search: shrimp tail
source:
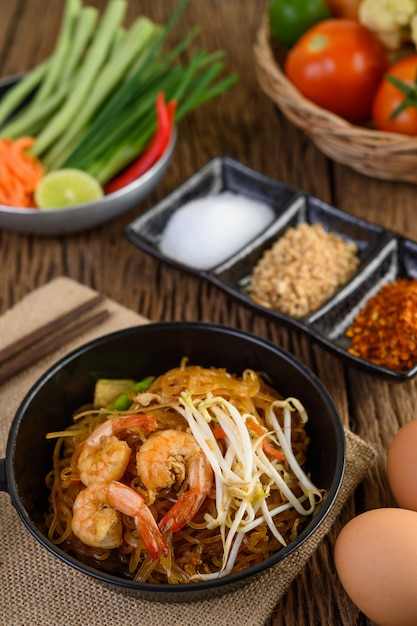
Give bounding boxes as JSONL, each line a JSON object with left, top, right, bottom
{"left": 107, "top": 480, "right": 167, "bottom": 560}
{"left": 159, "top": 489, "right": 207, "bottom": 533}
{"left": 136, "top": 513, "right": 169, "bottom": 559}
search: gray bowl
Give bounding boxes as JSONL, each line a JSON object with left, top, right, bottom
{"left": 0, "top": 75, "right": 176, "bottom": 235}
{"left": 0, "top": 322, "right": 346, "bottom": 602}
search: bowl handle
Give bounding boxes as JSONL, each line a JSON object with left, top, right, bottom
{"left": 0, "top": 458, "right": 8, "bottom": 492}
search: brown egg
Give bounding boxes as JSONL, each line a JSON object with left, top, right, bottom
{"left": 334, "top": 508, "right": 417, "bottom": 626}
{"left": 387, "top": 418, "right": 417, "bottom": 511}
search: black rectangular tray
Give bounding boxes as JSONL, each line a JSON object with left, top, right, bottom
{"left": 126, "top": 157, "right": 417, "bottom": 381}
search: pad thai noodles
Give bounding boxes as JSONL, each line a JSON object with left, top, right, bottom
{"left": 45, "top": 359, "right": 325, "bottom": 584}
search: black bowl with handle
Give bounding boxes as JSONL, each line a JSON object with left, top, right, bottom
{"left": 0, "top": 321, "right": 345, "bottom": 602}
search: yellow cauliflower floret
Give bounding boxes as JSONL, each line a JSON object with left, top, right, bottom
{"left": 411, "top": 13, "right": 417, "bottom": 45}
{"left": 359, "top": 0, "right": 417, "bottom": 49}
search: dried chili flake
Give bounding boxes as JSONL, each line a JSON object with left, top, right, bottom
{"left": 346, "top": 278, "right": 417, "bottom": 371}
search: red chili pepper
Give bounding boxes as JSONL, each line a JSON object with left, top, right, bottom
{"left": 105, "top": 92, "right": 176, "bottom": 194}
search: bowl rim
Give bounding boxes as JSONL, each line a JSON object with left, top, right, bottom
{"left": 5, "top": 321, "right": 346, "bottom": 596}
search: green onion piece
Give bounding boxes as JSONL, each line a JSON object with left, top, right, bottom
{"left": 32, "top": 0, "right": 128, "bottom": 158}
{"left": 109, "top": 393, "right": 132, "bottom": 411}
{"left": 0, "top": 61, "right": 49, "bottom": 129}
{"left": 33, "top": 0, "right": 82, "bottom": 105}
{"left": 57, "top": 5, "right": 99, "bottom": 86}
{"left": 132, "top": 376, "right": 155, "bottom": 393}
{"left": 0, "top": 86, "right": 68, "bottom": 139}
{"left": 109, "top": 375, "right": 155, "bottom": 411}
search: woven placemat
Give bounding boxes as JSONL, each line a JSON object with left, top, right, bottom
{"left": 0, "top": 277, "right": 377, "bottom": 626}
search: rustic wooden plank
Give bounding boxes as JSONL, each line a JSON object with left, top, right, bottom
{"left": 332, "top": 163, "right": 417, "bottom": 241}
{"left": 0, "top": 1, "right": 21, "bottom": 75}
{"left": 0, "top": 0, "right": 65, "bottom": 74}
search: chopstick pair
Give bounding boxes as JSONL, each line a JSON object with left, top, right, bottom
{"left": 0, "top": 293, "right": 111, "bottom": 385}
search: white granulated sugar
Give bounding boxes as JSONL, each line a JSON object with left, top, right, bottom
{"left": 159, "top": 191, "right": 275, "bottom": 270}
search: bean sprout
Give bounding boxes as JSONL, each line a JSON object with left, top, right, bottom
{"left": 178, "top": 391, "right": 323, "bottom": 580}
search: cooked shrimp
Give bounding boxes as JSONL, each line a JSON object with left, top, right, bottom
{"left": 72, "top": 480, "right": 167, "bottom": 559}
{"left": 71, "top": 481, "right": 123, "bottom": 549}
{"left": 136, "top": 429, "right": 214, "bottom": 532}
{"left": 78, "top": 414, "right": 157, "bottom": 486}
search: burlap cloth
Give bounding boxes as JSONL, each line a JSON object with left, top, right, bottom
{"left": 0, "top": 277, "right": 377, "bottom": 626}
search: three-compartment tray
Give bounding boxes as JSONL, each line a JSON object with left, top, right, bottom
{"left": 126, "top": 156, "right": 417, "bottom": 381}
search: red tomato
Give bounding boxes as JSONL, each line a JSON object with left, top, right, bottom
{"left": 372, "top": 55, "right": 417, "bottom": 135}
{"left": 284, "top": 19, "right": 389, "bottom": 124}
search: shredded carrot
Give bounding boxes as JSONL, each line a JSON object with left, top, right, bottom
{"left": 262, "top": 441, "right": 286, "bottom": 462}
{"left": 247, "top": 420, "right": 286, "bottom": 461}
{"left": 0, "top": 137, "right": 45, "bottom": 208}
{"left": 247, "top": 421, "right": 264, "bottom": 437}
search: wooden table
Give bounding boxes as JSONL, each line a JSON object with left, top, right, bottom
{"left": 1, "top": 1, "right": 415, "bottom": 624}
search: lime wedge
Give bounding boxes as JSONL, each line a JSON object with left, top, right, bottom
{"left": 35, "top": 169, "right": 104, "bottom": 209}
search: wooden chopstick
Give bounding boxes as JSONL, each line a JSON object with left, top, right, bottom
{"left": 0, "top": 292, "right": 106, "bottom": 367}
{"left": 0, "top": 297, "right": 111, "bottom": 385}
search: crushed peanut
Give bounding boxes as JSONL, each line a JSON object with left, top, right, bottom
{"left": 248, "top": 222, "right": 359, "bottom": 318}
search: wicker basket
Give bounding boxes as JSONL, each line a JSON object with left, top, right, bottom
{"left": 253, "top": 14, "right": 417, "bottom": 184}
